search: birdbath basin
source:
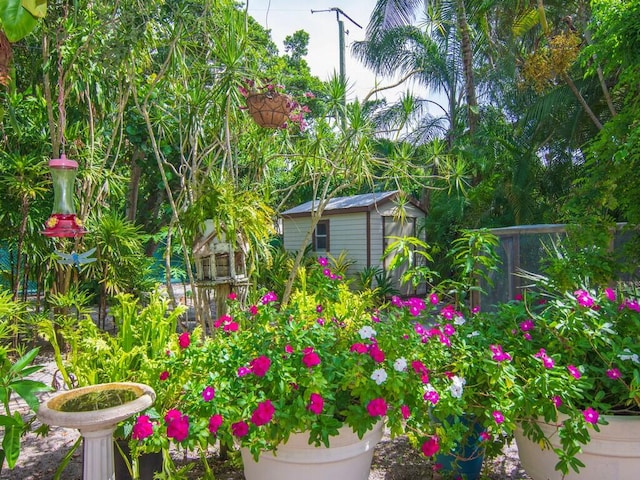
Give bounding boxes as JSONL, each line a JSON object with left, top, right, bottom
{"left": 38, "top": 382, "right": 155, "bottom": 480}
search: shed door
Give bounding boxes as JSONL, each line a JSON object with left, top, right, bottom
{"left": 383, "top": 217, "right": 417, "bottom": 296}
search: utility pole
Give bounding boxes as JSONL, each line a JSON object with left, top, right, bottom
{"left": 311, "top": 7, "right": 362, "bottom": 128}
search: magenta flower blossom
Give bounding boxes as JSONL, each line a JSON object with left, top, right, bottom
{"left": 366, "top": 397, "right": 388, "bottom": 417}
{"left": 132, "top": 415, "right": 154, "bottom": 440}
{"left": 165, "top": 411, "right": 189, "bottom": 442}
{"left": 302, "top": 347, "right": 321, "bottom": 368}
{"left": 308, "top": 393, "right": 324, "bottom": 414}
{"left": 429, "top": 293, "right": 439, "bottom": 305}
{"left": 514, "top": 293, "right": 523, "bottom": 301}
{"left": 421, "top": 435, "right": 440, "bottom": 457}
{"left": 443, "top": 324, "right": 455, "bottom": 336}
{"left": 401, "top": 404, "right": 411, "bottom": 420}
{"left": 231, "top": 421, "right": 249, "bottom": 437}
{"left": 583, "top": 407, "right": 599, "bottom": 424}
{"left": 227, "top": 292, "right": 237, "bottom": 300}
{"left": 237, "top": 366, "right": 251, "bottom": 377}
{"left": 202, "top": 386, "right": 215, "bottom": 402}
{"left": 208, "top": 414, "right": 223, "bottom": 434}
{"left": 159, "top": 370, "right": 169, "bottom": 381}
{"left": 567, "top": 365, "right": 581, "bottom": 379}
{"left": 251, "top": 399, "right": 275, "bottom": 426}
{"left": 552, "top": 395, "right": 563, "bottom": 408}
{"left": 250, "top": 355, "right": 272, "bottom": 377}
{"left": 284, "top": 344, "right": 294, "bottom": 355}
{"left": 317, "top": 256, "right": 328, "bottom": 266}
{"left": 369, "top": 344, "right": 385, "bottom": 363}
{"left": 534, "top": 348, "right": 555, "bottom": 368}
{"left": 605, "top": 288, "right": 616, "bottom": 301}
{"left": 350, "top": 342, "right": 368, "bottom": 354}
{"left": 249, "top": 305, "right": 258, "bottom": 316}
{"left": 261, "top": 291, "right": 278, "bottom": 304}
{"left": 519, "top": 319, "right": 534, "bottom": 332}
{"left": 606, "top": 368, "right": 621, "bottom": 379}
{"left": 479, "top": 431, "right": 490, "bottom": 442}
{"left": 440, "top": 304, "right": 456, "bottom": 319}
{"left": 490, "top": 344, "right": 512, "bottom": 362}
{"left": 424, "top": 389, "right": 440, "bottom": 405}
{"left": 575, "top": 289, "right": 594, "bottom": 308}
{"left": 492, "top": 410, "right": 505, "bottom": 424}
{"left": 178, "top": 332, "right": 190, "bottom": 349}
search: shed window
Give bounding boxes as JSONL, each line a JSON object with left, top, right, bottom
{"left": 313, "top": 220, "right": 330, "bottom": 252}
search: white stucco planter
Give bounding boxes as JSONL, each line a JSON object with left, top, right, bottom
{"left": 515, "top": 415, "right": 640, "bottom": 480}
{"left": 241, "top": 421, "right": 384, "bottom": 480}
{"left": 38, "top": 382, "right": 155, "bottom": 480}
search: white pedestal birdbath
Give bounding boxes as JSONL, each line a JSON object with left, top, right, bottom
{"left": 38, "top": 382, "right": 155, "bottom": 480}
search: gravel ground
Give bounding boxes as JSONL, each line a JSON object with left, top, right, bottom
{"left": 5, "top": 354, "right": 532, "bottom": 480}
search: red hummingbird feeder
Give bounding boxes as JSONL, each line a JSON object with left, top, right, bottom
{"left": 42, "top": 154, "right": 86, "bottom": 238}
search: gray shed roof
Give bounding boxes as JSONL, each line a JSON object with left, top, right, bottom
{"left": 281, "top": 191, "right": 425, "bottom": 217}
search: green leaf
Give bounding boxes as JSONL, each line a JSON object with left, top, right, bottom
{"left": 11, "top": 379, "right": 51, "bottom": 412}
{"left": 0, "top": 0, "right": 39, "bottom": 42}
{"left": 20, "top": 0, "right": 47, "bottom": 18}
{"left": 2, "top": 417, "right": 22, "bottom": 468}
{"left": 9, "top": 347, "right": 40, "bottom": 376}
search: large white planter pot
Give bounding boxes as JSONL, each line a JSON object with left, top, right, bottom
{"left": 515, "top": 415, "right": 640, "bottom": 480}
{"left": 241, "top": 421, "right": 384, "bottom": 480}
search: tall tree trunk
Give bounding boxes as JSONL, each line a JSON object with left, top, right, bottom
{"left": 455, "top": 0, "right": 478, "bottom": 134}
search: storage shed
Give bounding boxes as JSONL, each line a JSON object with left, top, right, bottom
{"left": 281, "top": 191, "right": 427, "bottom": 295}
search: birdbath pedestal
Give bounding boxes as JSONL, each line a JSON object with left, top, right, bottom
{"left": 38, "top": 382, "right": 155, "bottom": 480}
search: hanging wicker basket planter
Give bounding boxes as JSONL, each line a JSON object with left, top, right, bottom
{"left": 245, "top": 92, "right": 293, "bottom": 128}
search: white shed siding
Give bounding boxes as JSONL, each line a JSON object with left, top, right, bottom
{"left": 369, "top": 213, "right": 385, "bottom": 268}
{"left": 283, "top": 217, "right": 314, "bottom": 252}
{"left": 326, "top": 213, "right": 368, "bottom": 274}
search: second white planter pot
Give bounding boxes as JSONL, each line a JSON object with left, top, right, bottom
{"left": 515, "top": 415, "right": 640, "bottom": 480}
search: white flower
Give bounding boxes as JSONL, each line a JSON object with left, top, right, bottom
{"left": 449, "top": 376, "right": 466, "bottom": 399}
{"left": 393, "top": 357, "right": 408, "bottom": 372}
{"left": 453, "top": 315, "right": 466, "bottom": 326}
{"left": 618, "top": 348, "right": 640, "bottom": 364}
{"left": 370, "top": 368, "right": 387, "bottom": 385}
{"left": 467, "top": 331, "right": 480, "bottom": 338}
{"left": 358, "top": 325, "right": 377, "bottom": 339}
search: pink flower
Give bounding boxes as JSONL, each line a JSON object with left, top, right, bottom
{"left": 552, "top": 395, "right": 563, "bottom": 408}
{"left": 519, "top": 319, "right": 534, "bottom": 332}
{"left": 440, "top": 304, "right": 456, "bottom": 320}
{"left": 583, "top": 407, "right": 599, "bottom": 424}
{"left": 575, "top": 289, "right": 594, "bottom": 308}
{"left": 232, "top": 421, "right": 249, "bottom": 437}
{"left": 605, "top": 288, "right": 616, "bottom": 301}
{"left": 165, "top": 412, "right": 189, "bottom": 442}
{"left": 159, "top": 370, "right": 169, "bottom": 381}
{"left": 164, "top": 409, "right": 182, "bottom": 424}
{"left": 132, "top": 415, "right": 154, "bottom": 440}
{"left": 423, "top": 389, "right": 439, "bottom": 405}
{"left": 490, "top": 344, "right": 512, "bottom": 362}
{"left": 237, "top": 366, "right": 251, "bottom": 377}
{"left": 369, "top": 344, "right": 385, "bottom": 363}
{"left": 302, "top": 348, "right": 321, "bottom": 368}
{"left": 208, "top": 414, "right": 223, "bottom": 434}
{"left": 249, "top": 305, "right": 258, "bottom": 316}
{"left": 366, "top": 397, "right": 388, "bottom": 417}
{"left": 227, "top": 292, "right": 237, "bottom": 300}
{"left": 567, "top": 365, "right": 581, "bottom": 379}
{"left": 316, "top": 304, "right": 323, "bottom": 313}
{"left": 514, "top": 293, "right": 523, "bottom": 301}
{"left": 606, "top": 368, "right": 621, "bottom": 379}
{"left": 261, "top": 291, "right": 278, "bottom": 304}
{"left": 429, "top": 293, "right": 439, "bottom": 305}
{"left": 308, "top": 393, "right": 324, "bottom": 414}
{"left": 412, "top": 360, "right": 428, "bottom": 376}
{"left": 317, "top": 256, "right": 328, "bottom": 266}
{"left": 350, "top": 343, "right": 368, "bottom": 354}
{"left": 250, "top": 356, "right": 271, "bottom": 377}
{"left": 251, "top": 399, "right": 275, "bottom": 426}
{"left": 523, "top": 332, "right": 532, "bottom": 341}
{"left": 421, "top": 436, "right": 440, "bottom": 457}
{"left": 443, "top": 324, "right": 455, "bottom": 336}
{"left": 492, "top": 410, "right": 504, "bottom": 424}
{"left": 284, "top": 344, "right": 294, "bottom": 355}
{"left": 401, "top": 404, "right": 411, "bottom": 420}
{"left": 542, "top": 356, "right": 555, "bottom": 369}
{"left": 202, "top": 386, "right": 215, "bottom": 401}
{"left": 178, "top": 332, "right": 190, "bottom": 349}
{"left": 479, "top": 431, "right": 490, "bottom": 442}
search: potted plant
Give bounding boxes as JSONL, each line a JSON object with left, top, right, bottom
{"left": 477, "top": 279, "right": 640, "bottom": 479}
{"left": 239, "top": 79, "right": 313, "bottom": 130}
{"left": 126, "top": 248, "right": 523, "bottom": 479}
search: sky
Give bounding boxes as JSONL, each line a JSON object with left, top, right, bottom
{"left": 246, "top": 0, "right": 394, "bottom": 101}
